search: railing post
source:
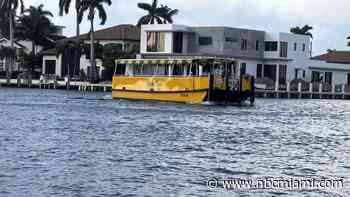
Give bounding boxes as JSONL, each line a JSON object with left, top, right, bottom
{"left": 342, "top": 84, "right": 346, "bottom": 99}
{"left": 319, "top": 83, "right": 323, "bottom": 99}
{"left": 332, "top": 84, "right": 335, "bottom": 99}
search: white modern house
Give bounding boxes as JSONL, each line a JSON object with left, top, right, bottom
{"left": 138, "top": 24, "right": 312, "bottom": 89}
{"left": 41, "top": 24, "right": 140, "bottom": 79}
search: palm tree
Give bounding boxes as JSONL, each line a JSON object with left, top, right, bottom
{"left": 0, "top": 0, "right": 24, "bottom": 84}
{"left": 16, "top": 4, "right": 61, "bottom": 54}
{"left": 137, "top": 0, "right": 169, "bottom": 26}
{"left": 290, "top": 25, "right": 313, "bottom": 38}
{"left": 0, "top": 8, "right": 10, "bottom": 38}
{"left": 59, "top": 0, "right": 82, "bottom": 37}
{"left": 78, "top": 0, "right": 112, "bottom": 83}
{"left": 159, "top": 5, "right": 178, "bottom": 24}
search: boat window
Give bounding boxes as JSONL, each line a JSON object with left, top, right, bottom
{"left": 173, "top": 65, "right": 185, "bottom": 76}
{"left": 202, "top": 64, "right": 211, "bottom": 75}
{"left": 154, "top": 65, "right": 169, "bottom": 76}
{"left": 114, "top": 64, "right": 126, "bottom": 75}
{"left": 188, "top": 65, "right": 199, "bottom": 76}
{"left": 134, "top": 65, "right": 143, "bottom": 75}
{"left": 142, "top": 64, "right": 154, "bottom": 75}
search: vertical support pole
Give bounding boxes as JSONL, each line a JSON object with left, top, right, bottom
{"left": 319, "top": 83, "right": 323, "bottom": 99}
{"left": 298, "top": 82, "right": 302, "bottom": 99}
{"left": 309, "top": 83, "right": 313, "bottom": 99}
{"left": 286, "top": 81, "right": 290, "bottom": 98}
{"left": 342, "top": 84, "right": 345, "bottom": 99}
{"left": 332, "top": 84, "right": 335, "bottom": 99}
{"left": 275, "top": 65, "right": 279, "bottom": 91}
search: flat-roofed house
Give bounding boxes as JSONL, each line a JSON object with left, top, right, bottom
{"left": 139, "top": 24, "right": 312, "bottom": 90}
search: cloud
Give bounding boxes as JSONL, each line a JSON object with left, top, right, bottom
{"left": 24, "top": 0, "right": 350, "bottom": 55}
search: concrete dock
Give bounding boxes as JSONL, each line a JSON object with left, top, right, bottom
{"left": 0, "top": 79, "right": 112, "bottom": 92}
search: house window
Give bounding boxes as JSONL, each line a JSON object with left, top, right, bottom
{"left": 325, "top": 72, "right": 332, "bottom": 85}
{"left": 256, "top": 40, "right": 260, "bottom": 51}
{"left": 173, "top": 32, "right": 183, "bottom": 53}
{"left": 256, "top": 64, "right": 263, "bottom": 78}
{"left": 294, "top": 43, "right": 297, "bottom": 51}
{"left": 348, "top": 73, "right": 350, "bottom": 86}
{"left": 264, "top": 65, "right": 277, "bottom": 81}
{"left": 294, "top": 69, "right": 298, "bottom": 79}
{"left": 240, "top": 63, "right": 246, "bottom": 75}
{"left": 241, "top": 39, "right": 248, "bottom": 51}
{"left": 147, "top": 32, "right": 165, "bottom": 52}
{"left": 303, "top": 70, "right": 306, "bottom": 78}
{"left": 280, "top": 42, "right": 288, "bottom": 57}
{"left": 302, "top": 43, "right": 306, "bottom": 52}
{"left": 264, "top": 41, "right": 278, "bottom": 51}
{"left": 279, "top": 65, "right": 287, "bottom": 84}
{"left": 199, "top": 37, "right": 213, "bottom": 46}
{"left": 225, "top": 37, "right": 238, "bottom": 43}
{"left": 311, "top": 71, "right": 321, "bottom": 83}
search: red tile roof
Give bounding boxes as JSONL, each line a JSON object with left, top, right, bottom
{"left": 69, "top": 24, "right": 140, "bottom": 41}
{"left": 312, "top": 51, "right": 350, "bottom": 64}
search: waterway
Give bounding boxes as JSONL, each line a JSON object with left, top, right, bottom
{"left": 0, "top": 88, "right": 349, "bottom": 196}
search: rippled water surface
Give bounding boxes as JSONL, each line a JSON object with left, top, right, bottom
{"left": 0, "top": 88, "right": 350, "bottom": 196}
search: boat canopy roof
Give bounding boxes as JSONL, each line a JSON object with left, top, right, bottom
{"left": 115, "top": 57, "right": 235, "bottom": 65}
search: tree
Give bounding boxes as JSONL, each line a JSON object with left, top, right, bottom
{"left": 59, "top": 0, "right": 82, "bottom": 37}
{"left": 16, "top": 4, "right": 61, "bottom": 54}
{"left": 159, "top": 5, "right": 178, "bottom": 24}
{"left": 0, "top": 8, "right": 10, "bottom": 38}
{"left": 137, "top": 0, "right": 170, "bottom": 26}
{"left": 290, "top": 25, "right": 313, "bottom": 38}
{"left": 346, "top": 36, "right": 350, "bottom": 47}
{"left": 102, "top": 43, "right": 137, "bottom": 80}
{"left": 78, "top": 0, "right": 112, "bottom": 83}
{"left": 0, "top": 0, "right": 24, "bottom": 84}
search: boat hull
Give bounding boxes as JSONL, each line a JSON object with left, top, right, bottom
{"left": 112, "top": 89, "right": 208, "bottom": 104}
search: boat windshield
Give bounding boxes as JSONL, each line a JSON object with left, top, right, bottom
{"left": 115, "top": 63, "right": 209, "bottom": 77}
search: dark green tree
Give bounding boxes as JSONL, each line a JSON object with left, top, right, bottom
{"left": 78, "top": 0, "right": 112, "bottom": 83}
{"left": 290, "top": 25, "right": 313, "bottom": 38}
{"left": 159, "top": 5, "right": 178, "bottom": 24}
{"left": 137, "top": 0, "right": 176, "bottom": 26}
{"left": 0, "top": 0, "right": 24, "bottom": 84}
{"left": 56, "top": 40, "right": 83, "bottom": 78}
{"left": 16, "top": 4, "right": 62, "bottom": 54}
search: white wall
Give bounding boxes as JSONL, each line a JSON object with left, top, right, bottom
{"left": 140, "top": 24, "right": 192, "bottom": 55}
{"left": 42, "top": 55, "right": 61, "bottom": 76}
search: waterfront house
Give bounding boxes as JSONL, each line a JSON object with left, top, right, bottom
{"left": 41, "top": 24, "right": 140, "bottom": 79}
{"left": 310, "top": 51, "right": 350, "bottom": 86}
{"left": 0, "top": 26, "right": 64, "bottom": 75}
{"left": 139, "top": 24, "right": 312, "bottom": 90}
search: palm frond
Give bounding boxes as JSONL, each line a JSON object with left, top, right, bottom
{"left": 96, "top": 4, "right": 107, "bottom": 25}
{"left": 137, "top": 3, "right": 152, "bottom": 11}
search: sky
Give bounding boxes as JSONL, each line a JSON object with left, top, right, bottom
{"left": 26, "top": 0, "right": 350, "bottom": 55}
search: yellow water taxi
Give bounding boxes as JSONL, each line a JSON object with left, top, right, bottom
{"left": 112, "top": 58, "right": 255, "bottom": 104}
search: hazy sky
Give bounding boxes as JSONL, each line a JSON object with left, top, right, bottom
{"left": 26, "top": 0, "right": 350, "bottom": 55}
